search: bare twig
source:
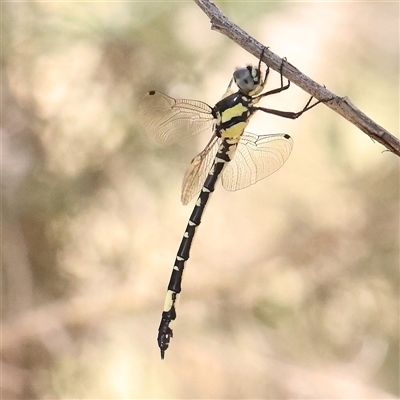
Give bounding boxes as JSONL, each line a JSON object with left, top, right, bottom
{"left": 193, "top": 0, "right": 400, "bottom": 156}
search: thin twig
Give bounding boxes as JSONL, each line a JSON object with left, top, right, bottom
{"left": 193, "top": 0, "right": 400, "bottom": 157}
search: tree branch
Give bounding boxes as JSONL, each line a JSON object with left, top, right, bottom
{"left": 193, "top": 0, "right": 400, "bottom": 157}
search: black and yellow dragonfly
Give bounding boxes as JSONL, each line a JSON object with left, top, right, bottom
{"left": 138, "top": 50, "right": 322, "bottom": 359}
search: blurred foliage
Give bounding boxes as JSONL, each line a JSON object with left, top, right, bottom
{"left": 2, "top": 1, "right": 399, "bottom": 399}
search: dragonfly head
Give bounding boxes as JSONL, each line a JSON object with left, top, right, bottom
{"left": 233, "top": 65, "right": 264, "bottom": 96}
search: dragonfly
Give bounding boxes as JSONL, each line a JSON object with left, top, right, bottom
{"left": 138, "top": 49, "right": 323, "bottom": 359}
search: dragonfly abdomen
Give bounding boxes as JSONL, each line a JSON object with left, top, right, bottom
{"left": 157, "top": 138, "right": 239, "bottom": 358}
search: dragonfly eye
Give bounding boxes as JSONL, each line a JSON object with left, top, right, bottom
{"left": 233, "top": 67, "right": 258, "bottom": 94}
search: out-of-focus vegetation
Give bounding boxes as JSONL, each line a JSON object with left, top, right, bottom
{"left": 2, "top": 2, "right": 398, "bottom": 399}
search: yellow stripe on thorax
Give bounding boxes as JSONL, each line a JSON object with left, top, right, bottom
{"left": 220, "top": 103, "right": 248, "bottom": 123}
{"left": 220, "top": 121, "right": 248, "bottom": 139}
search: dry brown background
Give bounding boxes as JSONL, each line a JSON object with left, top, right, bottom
{"left": 2, "top": 1, "right": 399, "bottom": 399}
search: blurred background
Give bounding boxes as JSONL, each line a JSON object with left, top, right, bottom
{"left": 2, "top": 1, "right": 399, "bottom": 399}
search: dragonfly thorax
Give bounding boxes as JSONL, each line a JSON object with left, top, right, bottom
{"left": 214, "top": 92, "right": 252, "bottom": 139}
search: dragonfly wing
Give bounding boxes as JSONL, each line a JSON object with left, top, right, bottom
{"left": 138, "top": 91, "right": 214, "bottom": 145}
{"left": 181, "top": 136, "right": 220, "bottom": 205}
{"left": 222, "top": 132, "right": 293, "bottom": 191}
{"left": 220, "top": 77, "right": 236, "bottom": 99}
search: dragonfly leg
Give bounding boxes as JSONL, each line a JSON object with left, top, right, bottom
{"left": 254, "top": 89, "right": 333, "bottom": 120}
{"left": 253, "top": 57, "right": 291, "bottom": 100}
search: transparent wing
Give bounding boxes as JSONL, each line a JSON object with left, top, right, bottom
{"left": 138, "top": 91, "right": 214, "bottom": 145}
{"left": 222, "top": 132, "right": 293, "bottom": 191}
{"left": 181, "top": 136, "right": 220, "bottom": 205}
{"left": 220, "top": 77, "right": 236, "bottom": 99}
